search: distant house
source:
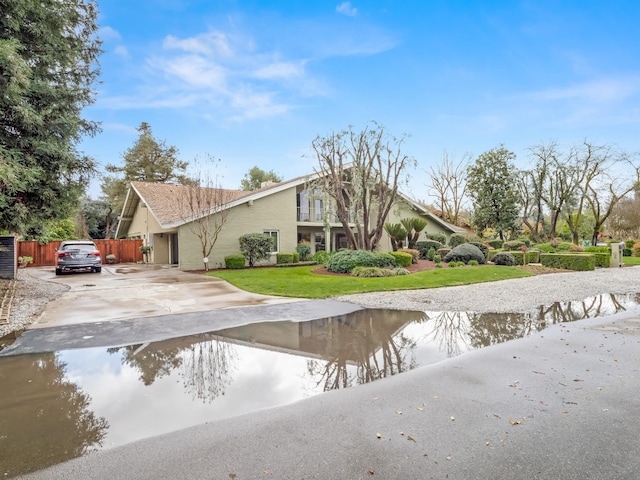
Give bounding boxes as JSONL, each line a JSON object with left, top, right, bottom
{"left": 115, "top": 173, "right": 466, "bottom": 270}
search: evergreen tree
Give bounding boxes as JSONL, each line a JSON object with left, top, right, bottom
{"left": 0, "top": 0, "right": 102, "bottom": 234}
{"left": 240, "top": 166, "right": 283, "bottom": 190}
{"left": 102, "top": 122, "right": 193, "bottom": 220}
{"left": 467, "top": 146, "right": 521, "bottom": 240}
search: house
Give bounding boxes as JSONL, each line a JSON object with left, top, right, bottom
{"left": 114, "top": 173, "right": 466, "bottom": 270}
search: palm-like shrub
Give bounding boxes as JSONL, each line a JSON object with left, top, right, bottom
{"left": 444, "top": 243, "right": 486, "bottom": 264}
{"left": 384, "top": 223, "right": 407, "bottom": 251}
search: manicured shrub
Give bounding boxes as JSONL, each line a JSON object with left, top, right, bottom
{"left": 425, "top": 232, "right": 446, "bottom": 244}
{"left": 433, "top": 254, "right": 442, "bottom": 263}
{"left": 593, "top": 252, "right": 610, "bottom": 268}
{"left": 416, "top": 240, "right": 444, "bottom": 259}
{"left": 276, "top": 252, "right": 295, "bottom": 264}
{"left": 398, "top": 248, "right": 419, "bottom": 264}
{"left": 296, "top": 243, "right": 311, "bottom": 261}
{"left": 468, "top": 259, "right": 479, "bottom": 266}
{"left": 492, "top": 252, "right": 516, "bottom": 266}
{"left": 623, "top": 248, "right": 632, "bottom": 257}
{"left": 393, "top": 267, "right": 410, "bottom": 276}
{"left": 390, "top": 251, "right": 413, "bottom": 267}
{"left": 351, "top": 266, "right": 394, "bottom": 277}
{"left": 444, "top": 243, "right": 486, "bottom": 264}
{"left": 503, "top": 240, "right": 526, "bottom": 251}
{"left": 533, "top": 243, "right": 555, "bottom": 253}
{"left": 239, "top": 233, "right": 273, "bottom": 267}
{"left": 312, "top": 250, "right": 330, "bottom": 264}
{"left": 437, "top": 247, "right": 451, "bottom": 258}
{"left": 540, "top": 253, "right": 595, "bottom": 271}
{"left": 468, "top": 241, "right": 489, "bottom": 261}
{"left": 555, "top": 242, "right": 574, "bottom": 252}
{"left": 448, "top": 233, "right": 467, "bottom": 248}
{"left": 486, "top": 239, "right": 503, "bottom": 249}
{"left": 224, "top": 254, "right": 246, "bottom": 269}
{"left": 510, "top": 251, "right": 540, "bottom": 265}
{"left": 633, "top": 242, "right": 640, "bottom": 257}
{"left": 624, "top": 239, "right": 636, "bottom": 249}
{"left": 326, "top": 249, "right": 396, "bottom": 274}
{"left": 427, "top": 247, "right": 436, "bottom": 261}
{"left": 435, "top": 262, "right": 443, "bottom": 268}
{"left": 585, "top": 246, "right": 610, "bottom": 253}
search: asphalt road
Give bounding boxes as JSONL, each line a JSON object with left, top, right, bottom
{"left": 9, "top": 266, "right": 640, "bottom": 479}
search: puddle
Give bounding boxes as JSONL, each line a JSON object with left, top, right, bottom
{"left": 1, "top": 293, "right": 639, "bottom": 477}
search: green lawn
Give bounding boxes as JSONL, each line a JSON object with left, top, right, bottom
{"left": 207, "top": 264, "right": 535, "bottom": 298}
{"left": 623, "top": 256, "right": 640, "bottom": 266}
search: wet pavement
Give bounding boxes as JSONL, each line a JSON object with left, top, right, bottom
{"left": 25, "top": 264, "right": 300, "bottom": 328}
{"left": 4, "top": 267, "right": 640, "bottom": 479}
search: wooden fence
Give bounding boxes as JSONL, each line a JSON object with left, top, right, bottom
{"left": 18, "top": 239, "right": 144, "bottom": 266}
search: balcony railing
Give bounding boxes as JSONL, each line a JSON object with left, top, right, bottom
{"left": 297, "top": 208, "right": 349, "bottom": 223}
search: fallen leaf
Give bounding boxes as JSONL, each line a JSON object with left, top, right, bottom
{"left": 493, "top": 413, "right": 501, "bottom": 418}
{"left": 376, "top": 432, "right": 382, "bottom": 439}
{"left": 509, "top": 419, "right": 522, "bottom": 425}
{"left": 399, "top": 431, "right": 405, "bottom": 436}
{"left": 450, "top": 416, "right": 455, "bottom": 421}
{"left": 373, "top": 397, "right": 379, "bottom": 401}
{"left": 602, "top": 408, "right": 609, "bottom": 412}
{"left": 417, "top": 406, "right": 424, "bottom": 411}
{"left": 395, "top": 410, "right": 402, "bottom": 415}
{"left": 368, "top": 470, "right": 375, "bottom": 476}
{"left": 540, "top": 401, "right": 548, "bottom": 406}
{"left": 532, "top": 371, "right": 545, "bottom": 375}
{"left": 263, "top": 470, "right": 270, "bottom": 475}
{"left": 446, "top": 454, "right": 452, "bottom": 460}
{"left": 229, "top": 474, "right": 237, "bottom": 479}
{"left": 407, "top": 435, "right": 416, "bottom": 443}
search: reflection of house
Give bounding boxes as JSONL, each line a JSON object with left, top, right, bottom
{"left": 115, "top": 173, "right": 465, "bottom": 270}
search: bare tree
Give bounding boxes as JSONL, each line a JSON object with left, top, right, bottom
{"left": 607, "top": 195, "right": 640, "bottom": 239}
{"left": 583, "top": 150, "right": 640, "bottom": 245}
{"left": 425, "top": 151, "right": 470, "bottom": 226}
{"left": 177, "top": 167, "right": 235, "bottom": 270}
{"left": 515, "top": 169, "right": 545, "bottom": 243}
{"left": 311, "top": 122, "right": 415, "bottom": 251}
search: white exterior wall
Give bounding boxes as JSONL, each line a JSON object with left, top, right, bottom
{"left": 178, "top": 187, "right": 298, "bottom": 270}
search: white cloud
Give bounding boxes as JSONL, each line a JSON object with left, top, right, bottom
{"left": 113, "top": 45, "right": 130, "bottom": 59}
{"left": 163, "top": 31, "right": 232, "bottom": 57}
{"left": 336, "top": 2, "right": 358, "bottom": 17}
{"left": 532, "top": 77, "right": 639, "bottom": 103}
{"left": 99, "top": 26, "right": 121, "bottom": 41}
{"left": 252, "top": 61, "right": 306, "bottom": 80}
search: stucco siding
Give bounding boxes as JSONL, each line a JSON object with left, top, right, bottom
{"left": 178, "top": 187, "right": 298, "bottom": 270}
{"left": 127, "top": 202, "right": 163, "bottom": 239}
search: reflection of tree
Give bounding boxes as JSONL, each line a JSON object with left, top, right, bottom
{"left": 107, "top": 344, "right": 183, "bottom": 385}
{"left": 305, "top": 310, "right": 422, "bottom": 391}
{"left": 424, "top": 311, "right": 472, "bottom": 357}
{"left": 180, "top": 337, "right": 237, "bottom": 403}
{"left": 428, "top": 293, "right": 638, "bottom": 356}
{"left": 0, "top": 353, "right": 109, "bottom": 477}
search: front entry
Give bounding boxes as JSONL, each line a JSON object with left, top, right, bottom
{"left": 170, "top": 234, "right": 179, "bottom": 265}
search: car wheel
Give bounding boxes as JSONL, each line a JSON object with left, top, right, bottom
{"left": 55, "top": 268, "right": 62, "bottom": 276}
{"left": 94, "top": 267, "right": 102, "bottom": 273}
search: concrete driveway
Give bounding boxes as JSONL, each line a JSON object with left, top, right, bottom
{"left": 27, "top": 264, "right": 299, "bottom": 329}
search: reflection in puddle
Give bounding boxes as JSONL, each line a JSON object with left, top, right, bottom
{"left": 1, "top": 293, "right": 638, "bottom": 477}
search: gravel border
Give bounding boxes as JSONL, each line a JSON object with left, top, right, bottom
{"left": 0, "top": 269, "right": 69, "bottom": 338}
{"left": 334, "top": 266, "right": 640, "bottom": 313}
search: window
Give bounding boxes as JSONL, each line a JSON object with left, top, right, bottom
{"left": 264, "top": 230, "right": 279, "bottom": 253}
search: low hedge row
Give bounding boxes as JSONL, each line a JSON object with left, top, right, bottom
{"left": 540, "top": 253, "right": 595, "bottom": 271}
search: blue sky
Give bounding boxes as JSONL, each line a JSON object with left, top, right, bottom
{"left": 84, "top": 0, "right": 640, "bottom": 200}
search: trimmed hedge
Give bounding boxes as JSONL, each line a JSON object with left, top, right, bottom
{"left": 398, "top": 248, "right": 419, "bottom": 264}
{"left": 326, "top": 249, "right": 396, "bottom": 273}
{"left": 224, "top": 254, "right": 246, "bottom": 269}
{"left": 425, "top": 232, "right": 447, "bottom": 244}
{"left": 390, "top": 251, "right": 413, "bottom": 267}
{"left": 593, "top": 252, "right": 610, "bottom": 268}
{"left": 510, "top": 250, "right": 540, "bottom": 264}
{"left": 486, "top": 239, "right": 503, "bottom": 249}
{"left": 540, "top": 253, "right": 595, "bottom": 271}
{"left": 448, "top": 233, "right": 467, "bottom": 248}
{"left": 276, "top": 252, "right": 300, "bottom": 264}
{"left": 503, "top": 240, "right": 526, "bottom": 251}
